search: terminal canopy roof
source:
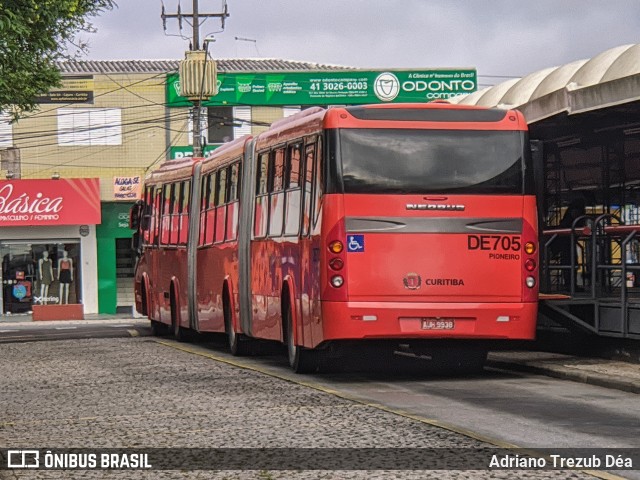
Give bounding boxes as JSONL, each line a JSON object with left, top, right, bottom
{"left": 450, "top": 44, "right": 640, "bottom": 125}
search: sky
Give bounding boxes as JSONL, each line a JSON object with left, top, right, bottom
{"left": 81, "top": 0, "right": 640, "bottom": 87}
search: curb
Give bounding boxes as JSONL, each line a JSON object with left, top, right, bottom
{"left": 486, "top": 359, "right": 640, "bottom": 395}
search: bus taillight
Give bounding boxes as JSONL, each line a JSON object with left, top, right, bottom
{"left": 525, "top": 259, "right": 536, "bottom": 271}
{"left": 329, "top": 258, "right": 344, "bottom": 271}
{"left": 329, "top": 240, "right": 344, "bottom": 254}
{"left": 524, "top": 242, "right": 536, "bottom": 255}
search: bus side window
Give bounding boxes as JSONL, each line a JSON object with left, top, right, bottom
{"left": 141, "top": 186, "right": 153, "bottom": 244}
{"left": 302, "top": 142, "right": 316, "bottom": 236}
{"left": 205, "top": 173, "right": 216, "bottom": 245}
{"left": 284, "top": 143, "right": 302, "bottom": 237}
{"left": 254, "top": 152, "right": 270, "bottom": 238}
{"left": 153, "top": 187, "right": 162, "bottom": 245}
{"left": 179, "top": 180, "right": 190, "bottom": 245}
{"left": 160, "top": 184, "right": 172, "bottom": 245}
{"left": 198, "top": 175, "right": 208, "bottom": 246}
{"left": 269, "top": 147, "right": 285, "bottom": 237}
{"left": 170, "top": 182, "right": 181, "bottom": 246}
{"left": 312, "top": 138, "right": 323, "bottom": 229}
{"left": 215, "top": 167, "right": 227, "bottom": 244}
{"left": 226, "top": 162, "right": 241, "bottom": 241}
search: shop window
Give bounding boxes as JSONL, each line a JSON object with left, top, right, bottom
{"left": 0, "top": 242, "right": 81, "bottom": 314}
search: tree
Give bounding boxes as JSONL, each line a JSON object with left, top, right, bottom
{"left": 0, "top": 1, "right": 116, "bottom": 119}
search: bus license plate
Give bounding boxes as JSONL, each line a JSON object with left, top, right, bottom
{"left": 421, "top": 319, "right": 455, "bottom": 330}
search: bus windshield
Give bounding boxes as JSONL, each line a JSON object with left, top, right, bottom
{"left": 335, "top": 128, "right": 529, "bottom": 195}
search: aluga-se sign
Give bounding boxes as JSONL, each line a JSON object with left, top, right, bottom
{"left": 166, "top": 69, "right": 477, "bottom": 107}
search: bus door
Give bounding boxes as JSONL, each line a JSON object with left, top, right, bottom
{"left": 299, "top": 140, "right": 322, "bottom": 346}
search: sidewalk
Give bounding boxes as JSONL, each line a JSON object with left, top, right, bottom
{"left": 1, "top": 312, "right": 638, "bottom": 394}
{"left": 0, "top": 310, "right": 142, "bottom": 323}
{"left": 487, "top": 351, "right": 640, "bottom": 394}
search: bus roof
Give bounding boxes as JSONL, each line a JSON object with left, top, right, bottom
{"left": 144, "top": 156, "right": 200, "bottom": 185}
{"left": 201, "top": 136, "right": 253, "bottom": 174}
{"left": 254, "top": 103, "right": 527, "bottom": 151}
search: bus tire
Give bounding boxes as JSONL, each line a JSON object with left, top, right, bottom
{"left": 170, "top": 290, "right": 186, "bottom": 342}
{"left": 140, "top": 283, "right": 148, "bottom": 316}
{"left": 224, "top": 289, "right": 253, "bottom": 356}
{"left": 284, "top": 300, "right": 318, "bottom": 374}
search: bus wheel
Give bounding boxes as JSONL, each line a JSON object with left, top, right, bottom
{"left": 284, "top": 302, "right": 318, "bottom": 374}
{"left": 170, "top": 294, "right": 186, "bottom": 342}
{"left": 224, "top": 293, "right": 252, "bottom": 356}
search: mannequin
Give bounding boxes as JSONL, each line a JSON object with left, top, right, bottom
{"left": 57, "top": 250, "right": 73, "bottom": 304}
{"left": 38, "top": 251, "right": 54, "bottom": 304}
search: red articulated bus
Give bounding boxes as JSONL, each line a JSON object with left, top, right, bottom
{"left": 131, "top": 102, "right": 538, "bottom": 373}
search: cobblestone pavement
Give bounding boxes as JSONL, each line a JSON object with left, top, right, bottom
{"left": 0, "top": 338, "right": 601, "bottom": 479}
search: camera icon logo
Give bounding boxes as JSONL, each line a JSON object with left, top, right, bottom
{"left": 7, "top": 450, "right": 39, "bottom": 468}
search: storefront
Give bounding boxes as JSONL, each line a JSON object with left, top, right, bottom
{"left": 0, "top": 178, "right": 100, "bottom": 316}
{"left": 96, "top": 202, "right": 135, "bottom": 314}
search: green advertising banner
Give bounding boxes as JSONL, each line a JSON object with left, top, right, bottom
{"left": 170, "top": 145, "right": 219, "bottom": 159}
{"left": 166, "top": 69, "right": 477, "bottom": 107}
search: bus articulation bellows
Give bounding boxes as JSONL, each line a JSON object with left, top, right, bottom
{"left": 131, "top": 102, "right": 538, "bottom": 373}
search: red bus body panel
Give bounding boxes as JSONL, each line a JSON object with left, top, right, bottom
{"left": 133, "top": 103, "right": 538, "bottom": 353}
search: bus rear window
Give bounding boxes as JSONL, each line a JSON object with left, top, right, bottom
{"left": 337, "top": 129, "right": 528, "bottom": 194}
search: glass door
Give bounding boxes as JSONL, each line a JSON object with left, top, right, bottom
{"left": 0, "top": 242, "right": 36, "bottom": 315}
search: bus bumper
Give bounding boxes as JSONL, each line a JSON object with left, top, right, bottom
{"left": 320, "top": 301, "right": 537, "bottom": 344}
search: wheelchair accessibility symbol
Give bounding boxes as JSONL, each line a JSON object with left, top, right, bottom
{"left": 347, "top": 235, "right": 365, "bottom": 253}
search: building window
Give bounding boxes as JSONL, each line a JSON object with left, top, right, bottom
{"left": 282, "top": 107, "right": 301, "bottom": 118}
{"left": 0, "top": 114, "right": 12, "bottom": 147}
{"left": 0, "top": 242, "right": 81, "bottom": 313}
{"left": 233, "top": 106, "right": 252, "bottom": 139}
{"left": 58, "top": 108, "right": 122, "bottom": 146}
{"left": 208, "top": 107, "right": 234, "bottom": 144}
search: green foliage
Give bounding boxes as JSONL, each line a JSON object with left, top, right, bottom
{"left": 0, "top": 0, "right": 115, "bottom": 119}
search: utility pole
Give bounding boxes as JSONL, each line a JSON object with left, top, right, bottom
{"left": 162, "top": 0, "right": 229, "bottom": 157}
